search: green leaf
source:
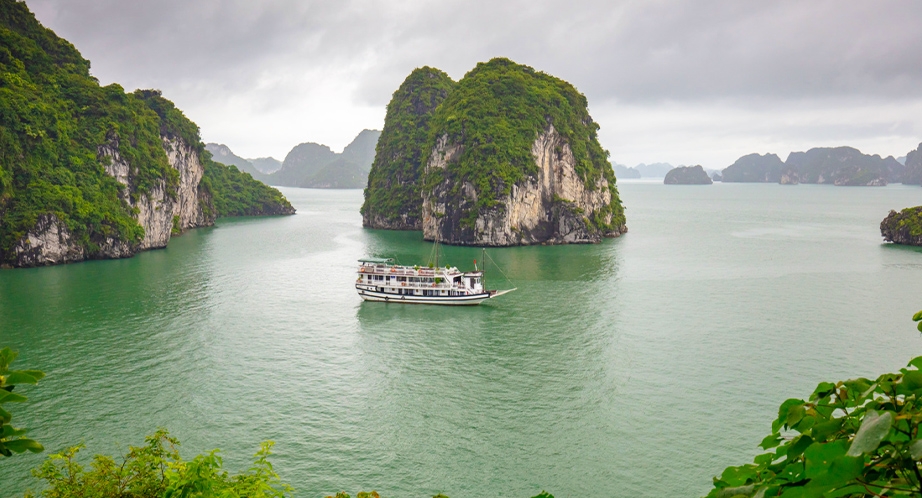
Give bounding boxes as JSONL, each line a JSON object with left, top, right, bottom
{"left": 1, "top": 425, "right": 26, "bottom": 438}
{"left": 812, "top": 382, "right": 836, "bottom": 398}
{"left": 910, "top": 439, "right": 922, "bottom": 460}
{"left": 913, "top": 310, "right": 922, "bottom": 322}
{"left": 719, "top": 465, "right": 758, "bottom": 486}
{"left": 18, "top": 370, "right": 45, "bottom": 382}
{"left": 2, "top": 438, "right": 43, "bottom": 454}
{"left": 0, "top": 390, "right": 27, "bottom": 403}
{"left": 786, "top": 404, "right": 806, "bottom": 428}
{"left": 846, "top": 410, "right": 892, "bottom": 456}
{"left": 902, "top": 370, "right": 922, "bottom": 391}
{"left": 3, "top": 372, "right": 37, "bottom": 385}
{"left": 811, "top": 419, "right": 844, "bottom": 442}
{"left": 908, "top": 356, "right": 922, "bottom": 370}
{"left": 759, "top": 434, "right": 783, "bottom": 450}
{"left": 530, "top": 493, "right": 554, "bottom": 498}
{"left": 787, "top": 435, "right": 814, "bottom": 460}
{"left": 805, "top": 441, "right": 848, "bottom": 479}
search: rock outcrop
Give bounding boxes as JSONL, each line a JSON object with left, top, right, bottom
{"left": 424, "top": 125, "right": 624, "bottom": 245}
{"left": 11, "top": 214, "right": 86, "bottom": 266}
{"left": 664, "top": 165, "right": 713, "bottom": 185}
{"left": 14, "top": 134, "right": 218, "bottom": 265}
{"left": 903, "top": 143, "right": 922, "bottom": 185}
{"left": 881, "top": 207, "right": 922, "bottom": 246}
{"left": 363, "top": 67, "right": 456, "bottom": 229}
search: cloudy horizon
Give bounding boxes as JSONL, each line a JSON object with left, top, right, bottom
{"left": 26, "top": 0, "right": 922, "bottom": 168}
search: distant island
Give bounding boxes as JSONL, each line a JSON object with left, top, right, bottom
{"left": 664, "top": 165, "right": 713, "bottom": 185}
{"left": 614, "top": 162, "right": 675, "bottom": 179}
{"left": 0, "top": 2, "right": 293, "bottom": 268}
{"left": 362, "top": 59, "right": 626, "bottom": 246}
{"left": 205, "top": 129, "right": 380, "bottom": 190}
{"left": 721, "top": 147, "right": 910, "bottom": 186}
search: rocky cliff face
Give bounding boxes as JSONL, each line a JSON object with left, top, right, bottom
{"left": 100, "top": 135, "right": 212, "bottom": 250}
{"left": 903, "top": 143, "right": 922, "bottom": 185}
{"left": 423, "top": 125, "right": 625, "bottom": 246}
{"left": 12, "top": 135, "right": 215, "bottom": 266}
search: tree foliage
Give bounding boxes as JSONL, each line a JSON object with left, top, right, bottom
{"left": 26, "top": 430, "right": 293, "bottom": 498}
{"left": 0, "top": 347, "right": 45, "bottom": 458}
{"left": 0, "top": 0, "right": 181, "bottom": 258}
{"left": 361, "top": 67, "right": 455, "bottom": 226}
{"left": 706, "top": 311, "right": 922, "bottom": 497}
{"left": 201, "top": 152, "right": 295, "bottom": 217}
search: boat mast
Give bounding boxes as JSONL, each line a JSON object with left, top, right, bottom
{"left": 481, "top": 247, "right": 485, "bottom": 289}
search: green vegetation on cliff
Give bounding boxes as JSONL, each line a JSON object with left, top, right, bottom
{"left": 0, "top": 0, "right": 292, "bottom": 264}
{"left": 202, "top": 153, "right": 295, "bottom": 217}
{"left": 424, "top": 58, "right": 624, "bottom": 232}
{"left": 0, "top": 0, "right": 176, "bottom": 257}
{"left": 362, "top": 67, "right": 455, "bottom": 227}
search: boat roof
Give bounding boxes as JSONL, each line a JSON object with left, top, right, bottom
{"left": 358, "top": 257, "right": 394, "bottom": 264}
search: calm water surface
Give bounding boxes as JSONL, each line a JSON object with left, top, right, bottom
{"left": 2, "top": 182, "right": 922, "bottom": 497}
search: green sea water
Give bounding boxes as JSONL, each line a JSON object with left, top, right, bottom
{"left": 2, "top": 182, "right": 922, "bottom": 497}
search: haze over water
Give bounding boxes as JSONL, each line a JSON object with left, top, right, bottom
{"left": 2, "top": 183, "right": 922, "bottom": 497}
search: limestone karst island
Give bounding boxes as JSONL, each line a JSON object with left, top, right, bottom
{"left": 0, "top": 1, "right": 293, "bottom": 268}
{"left": 362, "top": 59, "right": 627, "bottom": 246}
{"left": 6, "top": 1, "right": 922, "bottom": 498}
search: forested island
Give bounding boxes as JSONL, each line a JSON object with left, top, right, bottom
{"left": 362, "top": 59, "right": 626, "bottom": 246}
{"left": 0, "top": 0, "right": 293, "bottom": 268}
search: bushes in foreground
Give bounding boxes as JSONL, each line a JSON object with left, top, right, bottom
{"left": 706, "top": 311, "right": 922, "bottom": 497}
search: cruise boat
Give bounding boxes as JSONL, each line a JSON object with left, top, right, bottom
{"left": 355, "top": 256, "right": 515, "bottom": 305}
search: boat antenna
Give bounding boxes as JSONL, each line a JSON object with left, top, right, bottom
{"left": 481, "top": 247, "right": 486, "bottom": 287}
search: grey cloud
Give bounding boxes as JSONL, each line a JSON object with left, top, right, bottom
{"left": 31, "top": 0, "right": 922, "bottom": 104}
{"left": 24, "top": 0, "right": 922, "bottom": 162}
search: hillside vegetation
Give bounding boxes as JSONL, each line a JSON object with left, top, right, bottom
{"left": 362, "top": 67, "right": 456, "bottom": 228}
{"left": 0, "top": 0, "right": 293, "bottom": 265}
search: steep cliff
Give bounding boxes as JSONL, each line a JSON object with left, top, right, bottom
{"left": 362, "top": 67, "right": 456, "bottom": 229}
{"left": 664, "top": 165, "right": 712, "bottom": 185}
{"left": 0, "top": 1, "right": 292, "bottom": 267}
{"left": 903, "top": 143, "right": 922, "bottom": 185}
{"left": 421, "top": 58, "right": 625, "bottom": 246}
{"left": 881, "top": 207, "right": 922, "bottom": 246}
{"left": 722, "top": 153, "right": 785, "bottom": 182}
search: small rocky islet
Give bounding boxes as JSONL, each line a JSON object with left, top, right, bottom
{"left": 664, "top": 165, "right": 712, "bottom": 185}
{"left": 362, "top": 58, "right": 627, "bottom": 246}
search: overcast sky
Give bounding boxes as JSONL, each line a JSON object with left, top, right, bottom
{"left": 27, "top": 0, "right": 922, "bottom": 168}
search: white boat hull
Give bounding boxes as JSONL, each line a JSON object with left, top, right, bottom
{"left": 356, "top": 285, "right": 492, "bottom": 306}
